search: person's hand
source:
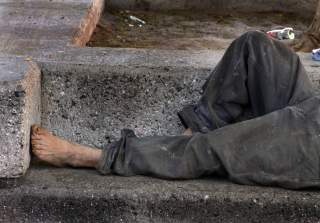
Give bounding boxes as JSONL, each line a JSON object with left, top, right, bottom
{"left": 183, "top": 128, "right": 193, "bottom": 136}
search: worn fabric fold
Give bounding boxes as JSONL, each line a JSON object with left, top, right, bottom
{"left": 98, "top": 31, "right": 320, "bottom": 189}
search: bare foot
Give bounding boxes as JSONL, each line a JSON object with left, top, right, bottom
{"left": 31, "top": 125, "right": 101, "bottom": 168}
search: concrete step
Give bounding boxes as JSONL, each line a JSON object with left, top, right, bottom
{"left": 1, "top": 47, "right": 319, "bottom": 222}
{"left": 0, "top": 57, "right": 41, "bottom": 178}
{"left": 106, "top": 0, "right": 317, "bottom": 18}
{"left": 0, "top": 0, "right": 104, "bottom": 55}
{"left": 0, "top": 0, "right": 103, "bottom": 177}
{"left": 1, "top": 166, "right": 320, "bottom": 223}
{"left": 37, "top": 48, "right": 320, "bottom": 148}
{"left": 0, "top": 1, "right": 320, "bottom": 221}
{"left": 39, "top": 48, "right": 214, "bottom": 148}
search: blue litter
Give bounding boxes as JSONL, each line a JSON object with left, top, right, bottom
{"left": 312, "top": 48, "right": 320, "bottom": 61}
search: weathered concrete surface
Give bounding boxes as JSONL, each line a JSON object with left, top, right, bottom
{"left": 37, "top": 48, "right": 320, "bottom": 148}
{"left": 1, "top": 166, "right": 320, "bottom": 223}
{"left": 72, "top": 0, "right": 105, "bottom": 46}
{"left": 107, "top": 0, "right": 317, "bottom": 18}
{"left": 0, "top": 0, "right": 104, "bottom": 178}
{"left": 40, "top": 61, "right": 208, "bottom": 148}
{"left": 0, "top": 0, "right": 319, "bottom": 221}
{"left": 0, "top": 0, "right": 104, "bottom": 55}
{"left": 37, "top": 48, "right": 223, "bottom": 148}
{"left": 0, "top": 58, "right": 41, "bottom": 178}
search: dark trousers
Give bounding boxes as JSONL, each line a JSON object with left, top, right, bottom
{"left": 98, "top": 31, "right": 320, "bottom": 189}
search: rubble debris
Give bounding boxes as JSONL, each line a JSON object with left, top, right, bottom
{"left": 129, "top": 15, "right": 146, "bottom": 25}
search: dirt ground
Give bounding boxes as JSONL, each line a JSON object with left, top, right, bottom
{"left": 87, "top": 10, "right": 311, "bottom": 50}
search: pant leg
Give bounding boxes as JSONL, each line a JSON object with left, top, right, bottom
{"left": 98, "top": 96, "right": 320, "bottom": 189}
{"left": 98, "top": 31, "right": 320, "bottom": 189}
{"left": 178, "top": 31, "right": 314, "bottom": 132}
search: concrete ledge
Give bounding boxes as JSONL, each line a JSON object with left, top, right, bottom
{"left": 0, "top": 0, "right": 101, "bottom": 55}
{"left": 0, "top": 58, "right": 41, "bottom": 178}
{"left": 37, "top": 49, "right": 221, "bottom": 148}
{"left": 40, "top": 61, "right": 208, "bottom": 148}
{"left": 72, "top": 0, "right": 105, "bottom": 47}
{"left": 106, "top": 0, "right": 317, "bottom": 18}
{"left": 0, "top": 166, "right": 319, "bottom": 222}
{"left": 36, "top": 48, "right": 320, "bottom": 149}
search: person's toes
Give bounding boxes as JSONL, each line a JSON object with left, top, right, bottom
{"left": 31, "top": 138, "right": 47, "bottom": 145}
{"left": 32, "top": 148, "right": 41, "bottom": 157}
{"left": 31, "top": 124, "right": 41, "bottom": 135}
{"left": 32, "top": 143, "right": 46, "bottom": 152}
{"left": 31, "top": 124, "right": 38, "bottom": 131}
{"left": 31, "top": 125, "right": 50, "bottom": 136}
{"left": 31, "top": 143, "right": 40, "bottom": 150}
{"left": 31, "top": 134, "right": 42, "bottom": 140}
{"left": 31, "top": 139, "right": 42, "bottom": 147}
{"left": 37, "top": 127, "right": 50, "bottom": 136}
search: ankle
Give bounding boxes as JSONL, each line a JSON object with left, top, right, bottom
{"left": 68, "top": 145, "right": 102, "bottom": 168}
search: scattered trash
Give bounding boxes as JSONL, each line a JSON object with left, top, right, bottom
{"left": 128, "top": 24, "right": 134, "bottom": 27}
{"left": 312, "top": 48, "right": 320, "bottom": 61}
{"left": 129, "top": 15, "right": 146, "bottom": 25}
{"left": 24, "top": 56, "right": 33, "bottom": 61}
{"left": 267, "top": 27, "right": 295, "bottom": 40}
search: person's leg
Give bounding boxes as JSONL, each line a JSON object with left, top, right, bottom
{"left": 31, "top": 125, "right": 101, "bottom": 168}
{"left": 94, "top": 31, "right": 320, "bottom": 189}
{"left": 97, "top": 95, "right": 320, "bottom": 189}
{"left": 178, "top": 31, "right": 314, "bottom": 133}
{"left": 31, "top": 31, "right": 320, "bottom": 189}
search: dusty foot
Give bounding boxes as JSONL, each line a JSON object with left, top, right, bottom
{"left": 31, "top": 125, "right": 101, "bottom": 168}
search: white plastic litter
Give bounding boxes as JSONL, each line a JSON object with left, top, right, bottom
{"left": 129, "top": 15, "right": 146, "bottom": 25}
{"left": 267, "top": 27, "right": 295, "bottom": 40}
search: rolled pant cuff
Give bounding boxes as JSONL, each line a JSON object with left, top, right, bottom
{"left": 97, "top": 129, "right": 136, "bottom": 175}
{"left": 97, "top": 141, "right": 119, "bottom": 175}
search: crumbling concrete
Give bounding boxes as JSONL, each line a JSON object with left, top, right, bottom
{"left": 0, "top": 57, "right": 41, "bottom": 178}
